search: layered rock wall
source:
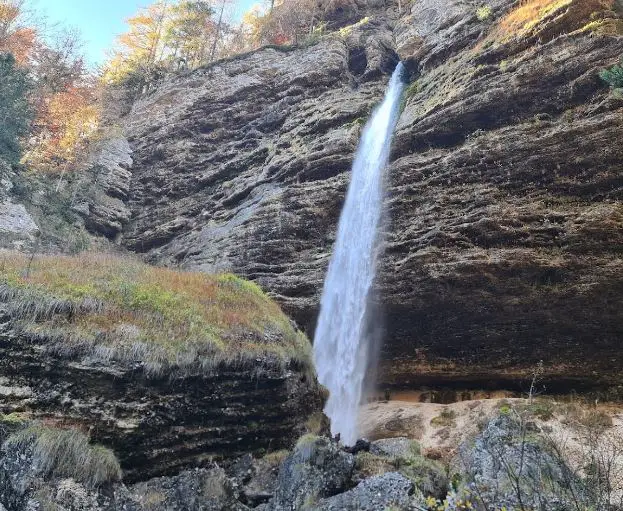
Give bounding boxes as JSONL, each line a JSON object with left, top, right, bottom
{"left": 117, "top": 0, "right": 623, "bottom": 390}
{"left": 0, "top": 324, "right": 321, "bottom": 481}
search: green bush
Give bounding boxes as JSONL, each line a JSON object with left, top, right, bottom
{"left": 396, "top": 455, "right": 448, "bottom": 498}
{"left": 477, "top": 5, "right": 493, "bottom": 21}
{"left": 599, "top": 59, "right": 623, "bottom": 88}
{"left": 6, "top": 424, "right": 122, "bottom": 487}
{"left": 0, "top": 53, "right": 32, "bottom": 162}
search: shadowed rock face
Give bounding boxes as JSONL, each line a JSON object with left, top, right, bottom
{"left": 0, "top": 322, "right": 321, "bottom": 482}
{"left": 116, "top": 0, "right": 623, "bottom": 391}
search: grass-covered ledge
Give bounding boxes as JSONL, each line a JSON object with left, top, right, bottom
{"left": 0, "top": 251, "right": 313, "bottom": 378}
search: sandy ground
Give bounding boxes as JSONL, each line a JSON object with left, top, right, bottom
{"left": 360, "top": 398, "right": 520, "bottom": 459}
{"left": 359, "top": 397, "right": 623, "bottom": 502}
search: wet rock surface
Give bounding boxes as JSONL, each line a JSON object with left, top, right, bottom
{"left": 115, "top": 0, "right": 623, "bottom": 392}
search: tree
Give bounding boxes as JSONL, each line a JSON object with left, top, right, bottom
{"left": 0, "top": 0, "right": 36, "bottom": 64}
{"left": 32, "top": 28, "right": 85, "bottom": 94}
{"left": 103, "top": 1, "right": 170, "bottom": 87}
{"left": 165, "top": 1, "right": 215, "bottom": 68}
{"left": 238, "top": 0, "right": 319, "bottom": 48}
{"left": 0, "top": 52, "right": 31, "bottom": 162}
{"left": 208, "top": 0, "right": 226, "bottom": 63}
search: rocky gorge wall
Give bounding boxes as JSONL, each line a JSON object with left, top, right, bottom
{"left": 0, "top": 253, "right": 323, "bottom": 482}
{"left": 0, "top": 331, "right": 319, "bottom": 482}
{"left": 96, "top": 0, "right": 623, "bottom": 392}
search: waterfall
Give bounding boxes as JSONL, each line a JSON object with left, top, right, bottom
{"left": 313, "top": 62, "right": 406, "bottom": 445}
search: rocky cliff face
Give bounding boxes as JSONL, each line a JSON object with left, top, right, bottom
{"left": 0, "top": 334, "right": 319, "bottom": 482}
{"left": 0, "top": 253, "right": 322, "bottom": 482}
{"left": 111, "top": 0, "right": 623, "bottom": 391}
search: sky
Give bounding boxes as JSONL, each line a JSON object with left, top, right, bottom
{"left": 38, "top": 0, "right": 258, "bottom": 67}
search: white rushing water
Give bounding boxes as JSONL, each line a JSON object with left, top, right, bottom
{"left": 313, "top": 62, "right": 406, "bottom": 445}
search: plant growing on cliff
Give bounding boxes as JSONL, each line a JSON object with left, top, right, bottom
{"left": 599, "top": 58, "right": 623, "bottom": 89}
{"left": 476, "top": 5, "right": 492, "bottom": 21}
{"left": 0, "top": 53, "right": 32, "bottom": 163}
{"left": 5, "top": 425, "right": 122, "bottom": 487}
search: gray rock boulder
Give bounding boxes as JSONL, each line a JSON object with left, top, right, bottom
{"left": 128, "top": 468, "right": 249, "bottom": 511}
{"left": 314, "top": 472, "right": 423, "bottom": 510}
{"left": 270, "top": 435, "right": 355, "bottom": 510}
{"left": 455, "top": 415, "right": 587, "bottom": 510}
{"left": 369, "top": 437, "right": 419, "bottom": 458}
{"left": 0, "top": 200, "right": 38, "bottom": 238}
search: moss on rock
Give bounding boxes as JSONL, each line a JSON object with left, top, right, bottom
{"left": 0, "top": 251, "right": 312, "bottom": 377}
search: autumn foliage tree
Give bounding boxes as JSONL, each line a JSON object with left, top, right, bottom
{"left": 165, "top": 1, "right": 215, "bottom": 68}
{"left": 24, "top": 30, "right": 99, "bottom": 173}
{"left": 0, "top": 0, "right": 99, "bottom": 172}
{"left": 246, "top": 0, "right": 320, "bottom": 46}
{"left": 0, "top": 0, "right": 36, "bottom": 64}
{"left": 104, "top": 0, "right": 226, "bottom": 89}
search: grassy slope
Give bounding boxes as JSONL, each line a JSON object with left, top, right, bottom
{"left": 0, "top": 251, "right": 312, "bottom": 376}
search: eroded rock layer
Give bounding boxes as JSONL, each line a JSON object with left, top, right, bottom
{"left": 118, "top": 0, "right": 623, "bottom": 390}
{"left": 0, "top": 327, "right": 320, "bottom": 482}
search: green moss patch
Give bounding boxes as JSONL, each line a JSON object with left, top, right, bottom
{"left": 0, "top": 251, "right": 312, "bottom": 376}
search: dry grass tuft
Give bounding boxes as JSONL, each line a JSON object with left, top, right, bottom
{"left": 5, "top": 424, "right": 122, "bottom": 487}
{"left": 488, "top": 0, "right": 614, "bottom": 42}
{"left": 499, "top": 0, "right": 574, "bottom": 35}
{"left": 355, "top": 451, "right": 395, "bottom": 478}
{"left": 0, "top": 250, "right": 312, "bottom": 377}
{"left": 263, "top": 449, "right": 290, "bottom": 467}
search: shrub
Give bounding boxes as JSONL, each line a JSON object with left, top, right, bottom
{"left": 599, "top": 59, "right": 623, "bottom": 89}
{"left": 0, "top": 53, "right": 32, "bottom": 162}
{"left": 396, "top": 455, "right": 448, "bottom": 498}
{"left": 405, "top": 80, "right": 419, "bottom": 98}
{"left": 517, "top": 398, "right": 555, "bottom": 421}
{"left": 477, "top": 5, "right": 493, "bottom": 21}
{"left": 5, "top": 425, "right": 122, "bottom": 487}
{"left": 430, "top": 408, "right": 456, "bottom": 427}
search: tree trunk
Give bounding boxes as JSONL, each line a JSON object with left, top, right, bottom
{"left": 209, "top": 2, "right": 225, "bottom": 64}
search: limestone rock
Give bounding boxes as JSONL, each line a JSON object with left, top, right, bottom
{"left": 314, "top": 472, "right": 422, "bottom": 510}
{"left": 76, "top": 135, "right": 133, "bottom": 238}
{"left": 369, "top": 437, "right": 417, "bottom": 458}
{"left": 270, "top": 436, "right": 355, "bottom": 510}
{"left": 117, "top": 0, "right": 623, "bottom": 391}
{"left": 0, "top": 200, "right": 39, "bottom": 250}
{"left": 454, "top": 415, "right": 586, "bottom": 509}
{"left": 0, "top": 328, "right": 321, "bottom": 482}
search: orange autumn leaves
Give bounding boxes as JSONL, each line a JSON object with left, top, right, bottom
{"left": 24, "top": 85, "right": 99, "bottom": 172}
{"left": 0, "top": 0, "right": 98, "bottom": 173}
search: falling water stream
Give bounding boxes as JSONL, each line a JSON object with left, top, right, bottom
{"left": 313, "top": 62, "right": 406, "bottom": 445}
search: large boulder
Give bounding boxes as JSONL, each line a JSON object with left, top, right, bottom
{"left": 270, "top": 435, "right": 355, "bottom": 510}
{"left": 0, "top": 252, "right": 323, "bottom": 482}
{"left": 454, "top": 415, "right": 588, "bottom": 509}
{"left": 315, "top": 472, "right": 422, "bottom": 510}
